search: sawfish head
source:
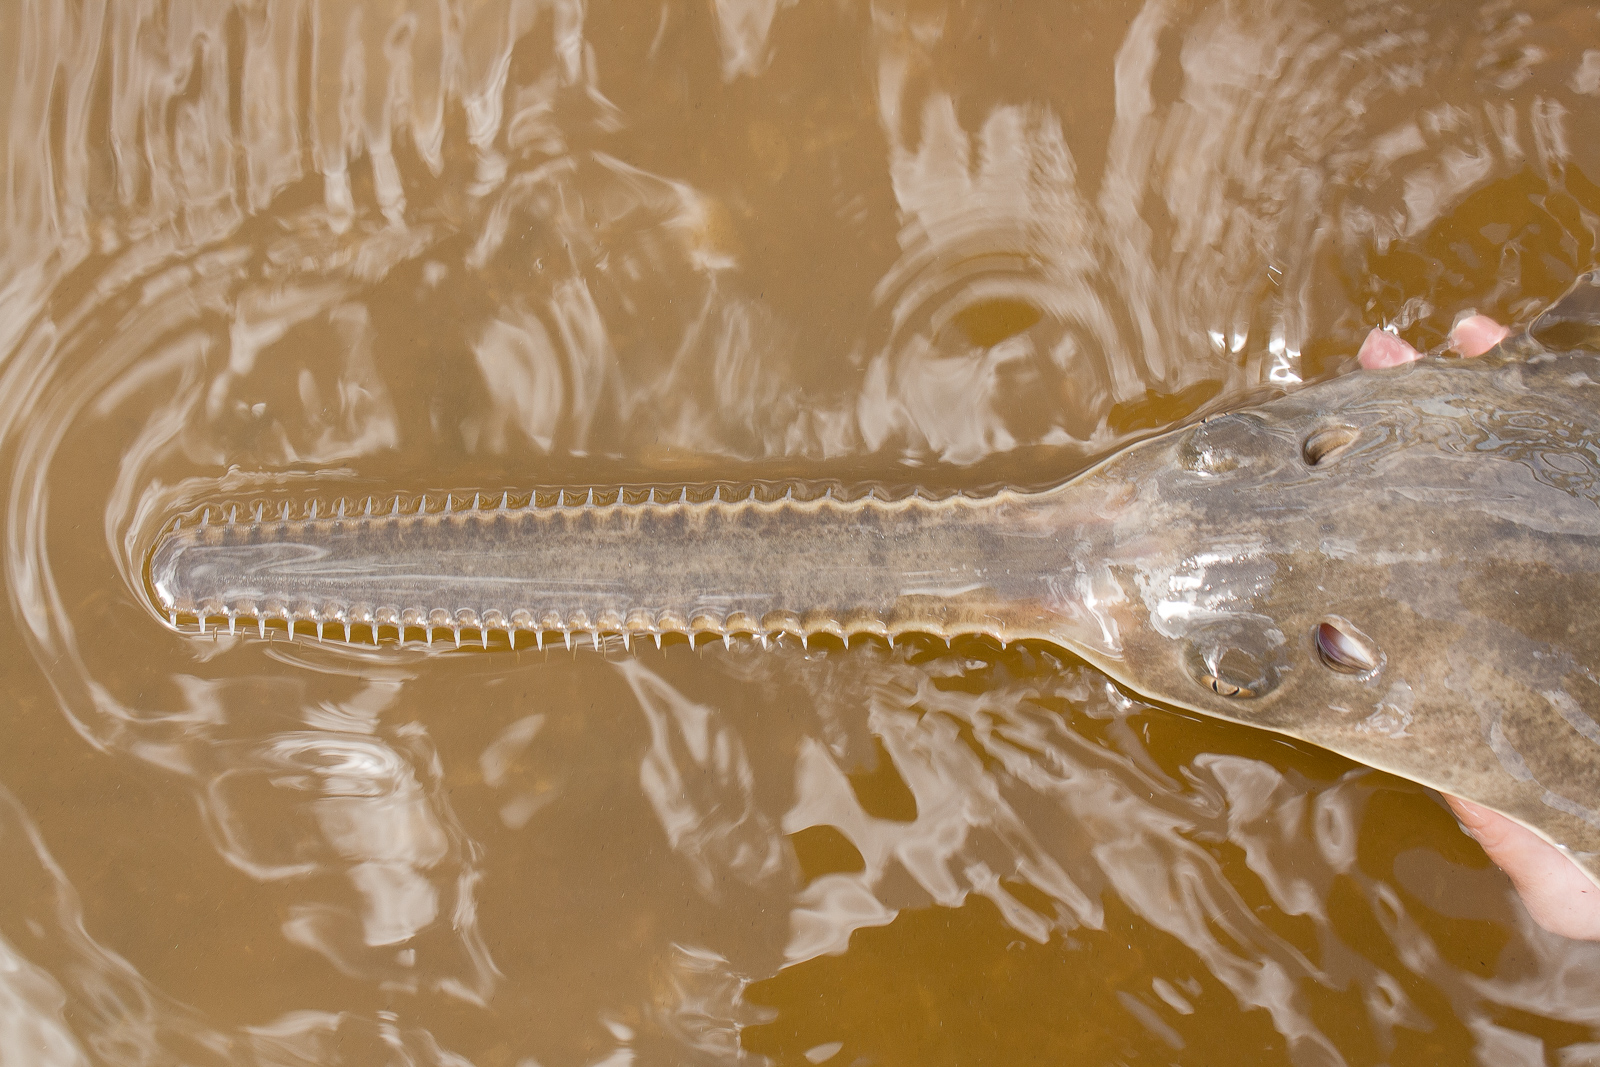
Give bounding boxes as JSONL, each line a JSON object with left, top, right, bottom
{"left": 1047, "top": 274, "right": 1600, "bottom": 877}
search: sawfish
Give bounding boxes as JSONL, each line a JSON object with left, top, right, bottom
{"left": 146, "top": 274, "right": 1600, "bottom": 883}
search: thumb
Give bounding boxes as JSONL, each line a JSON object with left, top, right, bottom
{"left": 1442, "top": 794, "right": 1600, "bottom": 941}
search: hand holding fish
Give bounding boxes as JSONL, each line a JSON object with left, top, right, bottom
{"left": 1361, "top": 313, "right": 1600, "bottom": 942}
{"left": 1356, "top": 314, "right": 1510, "bottom": 369}
{"left": 149, "top": 279, "right": 1600, "bottom": 947}
{"left": 1444, "top": 795, "right": 1600, "bottom": 941}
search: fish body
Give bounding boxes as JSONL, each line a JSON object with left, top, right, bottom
{"left": 1076, "top": 341, "right": 1600, "bottom": 882}
{"left": 148, "top": 277, "right": 1600, "bottom": 880}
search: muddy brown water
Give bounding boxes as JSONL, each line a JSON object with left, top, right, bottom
{"left": 3, "top": 1, "right": 1600, "bottom": 1064}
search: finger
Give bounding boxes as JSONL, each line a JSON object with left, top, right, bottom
{"left": 1447, "top": 314, "right": 1510, "bottom": 358}
{"left": 1442, "top": 794, "right": 1600, "bottom": 941}
{"left": 1357, "top": 328, "right": 1422, "bottom": 369}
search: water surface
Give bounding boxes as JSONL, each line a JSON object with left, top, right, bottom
{"left": 3, "top": 1, "right": 1600, "bottom": 1064}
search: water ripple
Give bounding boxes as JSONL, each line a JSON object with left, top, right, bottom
{"left": 2, "top": 0, "right": 1600, "bottom": 1063}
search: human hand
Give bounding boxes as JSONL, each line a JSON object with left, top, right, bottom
{"left": 1357, "top": 312, "right": 1600, "bottom": 941}
{"left": 1441, "top": 795, "right": 1600, "bottom": 940}
{"left": 1356, "top": 313, "right": 1509, "bottom": 367}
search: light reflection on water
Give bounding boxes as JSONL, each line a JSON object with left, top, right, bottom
{"left": 2, "top": 0, "right": 1600, "bottom": 1063}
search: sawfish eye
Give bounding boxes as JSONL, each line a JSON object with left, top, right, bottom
{"left": 1193, "top": 646, "right": 1263, "bottom": 698}
{"left": 1302, "top": 425, "right": 1360, "bottom": 467}
{"left": 1199, "top": 669, "right": 1255, "bottom": 699}
{"left": 1183, "top": 619, "right": 1285, "bottom": 700}
{"left": 1315, "top": 617, "right": 1383, "bottom": 675}
{"left": 1179, "top": 414, "right": 1272, "bottom": 475}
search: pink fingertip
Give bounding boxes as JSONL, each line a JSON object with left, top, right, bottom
{"left": 1357, "top": 328, "right": 1421, "bottom": 369}
{"left": 1448, "top": 314, "right": 1510, "bottom": 358}
{"left": 1443, "top": 794, "right": 1600, "bottom": 941}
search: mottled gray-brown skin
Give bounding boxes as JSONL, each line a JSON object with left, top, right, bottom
{"left": 149, "top": 276, "right": 1600, "bottom": 885}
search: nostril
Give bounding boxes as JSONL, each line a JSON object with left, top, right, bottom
{"left": 1302, "top": 425, "right": 1360, "bottom": 467}
{"left": 1315, "top": 617, "right": 1383, "bottom": 674}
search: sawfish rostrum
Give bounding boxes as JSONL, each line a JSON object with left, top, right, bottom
{"left": 148, "top": 275, "right": 1600, "bottom": 881}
